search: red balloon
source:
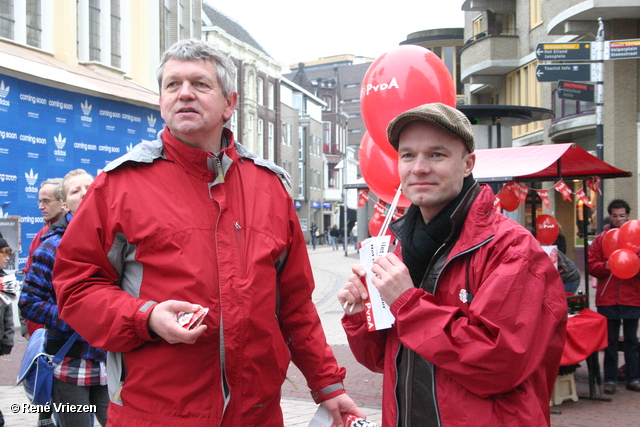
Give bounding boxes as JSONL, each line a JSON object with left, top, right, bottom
{"left": 498, "top": 187, "right": 519, "bottom": 212}
{"left": 603, "top": 228, "right": 620, "bottom": 258}
{"left": 536, "top": 215, "right": 560, "bottom": 246}
{"left": 360, "top": 45, "right": 456, "bottom": 160}
{"left": 609, "top": 248, "right": 640, "bottom": 279}
{"left": 618, "top": 219, "right": 640, "bottom": 251}
{"left": 359, "top": 132, "right": 411, "bottom": 207}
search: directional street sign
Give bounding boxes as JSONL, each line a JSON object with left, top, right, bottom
{"left": 535, "top": 42, "right": 595, "bottom": 61}
{"left": 605, "top": 39, "right": 640, "bottom": 60}
{"left": 557, "top": 80, "right": 595, "bottom": 102}
{"left": 535, "top": 63, "right": 596, "bottom": 83}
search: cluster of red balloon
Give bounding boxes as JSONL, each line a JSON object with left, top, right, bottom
{"left": 358, "top": 45, "right": 456, "bottom": 234}
{"left": 603, "top": 220, "right": 640, "bottom": 279}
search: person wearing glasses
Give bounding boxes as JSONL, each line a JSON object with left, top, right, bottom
{"left": 589, "top": 198, "right": 640, "bottom": 394}
{"left": 20, "top": 169, "right": 108, "bottom": 427}
{"left": 23, "top": 179, "right": 66, "bottom": 337}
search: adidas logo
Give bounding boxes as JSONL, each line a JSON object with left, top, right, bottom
{"left": 0, "top": 80, "right": 9, "bottom": 98}
{"left": 147, "top": 114, "right": 157, "bottom": 127}
{"left": 54, "top": 133, "right": 67, "bottom": 156}
{"left": 25, "top": 169, "right": 38, "bottom": 186}
{"left": 0, "top": 207, "right": 7, "bottom": 218}
{"left": 81, "top": 100, "right": 92, "bottom": 116}
{"left": 126, "top": 142, "right": 134, "bottom": 153}
{"left": 54, "top": 133, "right": 66, "bottom": 150}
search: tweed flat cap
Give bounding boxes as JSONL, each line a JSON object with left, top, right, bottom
{"left": 387, "top": 103, "right": 475, "bottom": 153}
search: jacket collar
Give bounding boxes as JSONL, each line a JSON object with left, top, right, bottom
{"left": 103, "top": 127, "right": 291, "bottom": 187}
{"left": 390, "top": 183, "right": 496, "bottom": 257}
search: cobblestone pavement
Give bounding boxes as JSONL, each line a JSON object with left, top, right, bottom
{"left": 2, "top": 244, "right": 639, "bottom": 426}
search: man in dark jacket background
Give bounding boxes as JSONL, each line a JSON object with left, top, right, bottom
{"left": 338, "top": 103, "right": 567, "bottom": 426}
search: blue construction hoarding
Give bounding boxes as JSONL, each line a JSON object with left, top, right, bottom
{"left": 0, "top": 72, "right": 162, "bottom": 268}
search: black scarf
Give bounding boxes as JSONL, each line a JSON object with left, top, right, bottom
{"left": 401, "top": 174, "right": 475, "bottom": 287}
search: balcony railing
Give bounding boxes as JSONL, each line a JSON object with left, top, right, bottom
{"left": 464, "top": 27, "right": 517, "bottom": 46}
{"left": 551, "top": 88, "right": 596, "bottom": 123}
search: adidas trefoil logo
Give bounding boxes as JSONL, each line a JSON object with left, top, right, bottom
{"left": 54, "top": 133, "right": 66, "bottom": 150}
{"left": 0, "top": 80, "right": 9, "bottom": 98}
{"left": 25, "top": 169, "right": 38, "bottom": 186}
{"left": 147, "top": 114, "right": 157, "bottom": 127}
{"left": 126, "top": 142, "right": 134, "bottom": 153}
{"left": 0, "top": 207, "right": 7, "bottom": 218}
{"left": 81, "top": 100, "right": 92, "bottom": 116}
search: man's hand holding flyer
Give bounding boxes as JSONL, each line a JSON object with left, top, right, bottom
{"left": 359, "top": 236, "right": 395, "bottom": 331}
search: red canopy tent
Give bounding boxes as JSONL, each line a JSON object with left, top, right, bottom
{"left": 473, "top": 143, "right": 631, "bottom": 182}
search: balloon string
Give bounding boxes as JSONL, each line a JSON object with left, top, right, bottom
{"left": 378, "top": 186, "right": 403, "bottom": 237}
{"left": 599, "top": 273, "right": 612, "bottom": 297}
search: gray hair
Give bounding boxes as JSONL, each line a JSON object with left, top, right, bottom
{"left": 56, "top": 169, "right": 94, "bottom": 203}
{"left": 156, "top": 39, "right": 237, "bottom": 97}
{"left": 41, "top": 178, "right": 63, "bottom": 201}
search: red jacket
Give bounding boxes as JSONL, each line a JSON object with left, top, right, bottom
{"left": 54, "top": 128, "right": 345, "bottom": 426}
{"left": 343, "top": 184, "right": 567, "bottom": 427}
{"left": 589, "top": 225, "right": 640, "bottom": 307}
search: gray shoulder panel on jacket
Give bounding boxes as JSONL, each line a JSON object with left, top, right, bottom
{"left": 103, "top": 132, "right": 165, "bottom": 172}
{"left": 235, "top": 142, "right": 292, "bottom": 187}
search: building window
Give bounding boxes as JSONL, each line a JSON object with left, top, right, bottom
{"left": 89, "top": 0, "right": 101, "bottom": 61}
{"left": 26, "top": 0, "right": 41, "bottom": 48}
{"left": 257, "top": 117, "right": 263, "bottom": 156}
{"left": 506, "top": 61, "right": 542, "bottom": 138}
{"left": 268, "top": 82, "right": 274, "bottom": 110}
{"left": 163, "top": 0, "right": 171, "bottom": 51}
{"left": 0, "top": 0, "right": 14, "bottom": 39}
{"left": 473, "top": 15, "right": 483, "bottom": 37}
{"left": 267, "top": 122, "right": 275, "bottom": 161}
{"left": 323, "top": 122, "right": 331, "bottom": 153}
{"left": 257, "top": 77, "right": 264, "bottom": 105}
{"left": 110, "top": 0, "right": 121, "bottom": 68}
{"left": 282, "top": 122, "right": 291, "bottom": 146}
{"left": 229, "top": 111, "right": 237, "bottom": 135}
{"left": 322, "top": 95, "right": 332, "bottom": 111}
{"left": 178, "top": 0, "right": 184, "bottom": 40}
{"left": 530, "top": 0, "right": 542, "bottom": 29}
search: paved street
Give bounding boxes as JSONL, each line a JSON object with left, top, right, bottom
{"left": 2, "top": 243, "right": 640, "bottom": 426}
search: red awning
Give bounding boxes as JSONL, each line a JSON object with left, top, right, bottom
{"left": 473, "top": 143, "right": 631, "bottom": 183}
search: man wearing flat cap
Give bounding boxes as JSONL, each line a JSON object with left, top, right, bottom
{"left": 339, "top": 103, "right": 567, "bottom": 426}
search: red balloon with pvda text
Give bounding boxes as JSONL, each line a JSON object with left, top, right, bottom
{"left": 360, "top": 45, "right": 456, "bottom": 160}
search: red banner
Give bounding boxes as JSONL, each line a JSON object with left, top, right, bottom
{"left": 536, "top": 189, "right": 552, "bottom": 210}
{"left": 357, "top": 189, "right": 370, "bottom": 209}
{"left": 506, "top": 181, "right": 529, "bottom": 204}
{"left": 575, "top": 188, "right": 594, "bottom": 209}
{"left": 493, "top": 195, "right": 501, "bottom": 212}
{"left": 372, "top": 201, "right": 385, "bottom": 219}
{"left": 553, "top": 180, "right": 573, "bottom": 202}
{"left": 587, "top": 177, "right": 602, "bottom": 195}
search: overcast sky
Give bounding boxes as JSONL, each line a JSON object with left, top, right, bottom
{"left": 207, "top": 1, "right": 465, "bottom": 71}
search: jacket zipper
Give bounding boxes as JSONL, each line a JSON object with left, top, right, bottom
{"left": 395, "top": 236, "right": 493, "bottom": 426}
{"left": 234, "top": 222, "right": 246, "bottom": 275}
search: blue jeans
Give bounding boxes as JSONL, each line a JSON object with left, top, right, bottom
{"left": 311, "top": 235, "right": 317, "bottom": 249}
{"left": 603, "top": 317, "right": 640, "bottom": 384}
{"left": 330, "top": 236, "right": 338, "bottom": 250}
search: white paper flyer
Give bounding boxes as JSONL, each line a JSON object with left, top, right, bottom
{"left": 359, "top": 235, "right": 395, "bottom": 331}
